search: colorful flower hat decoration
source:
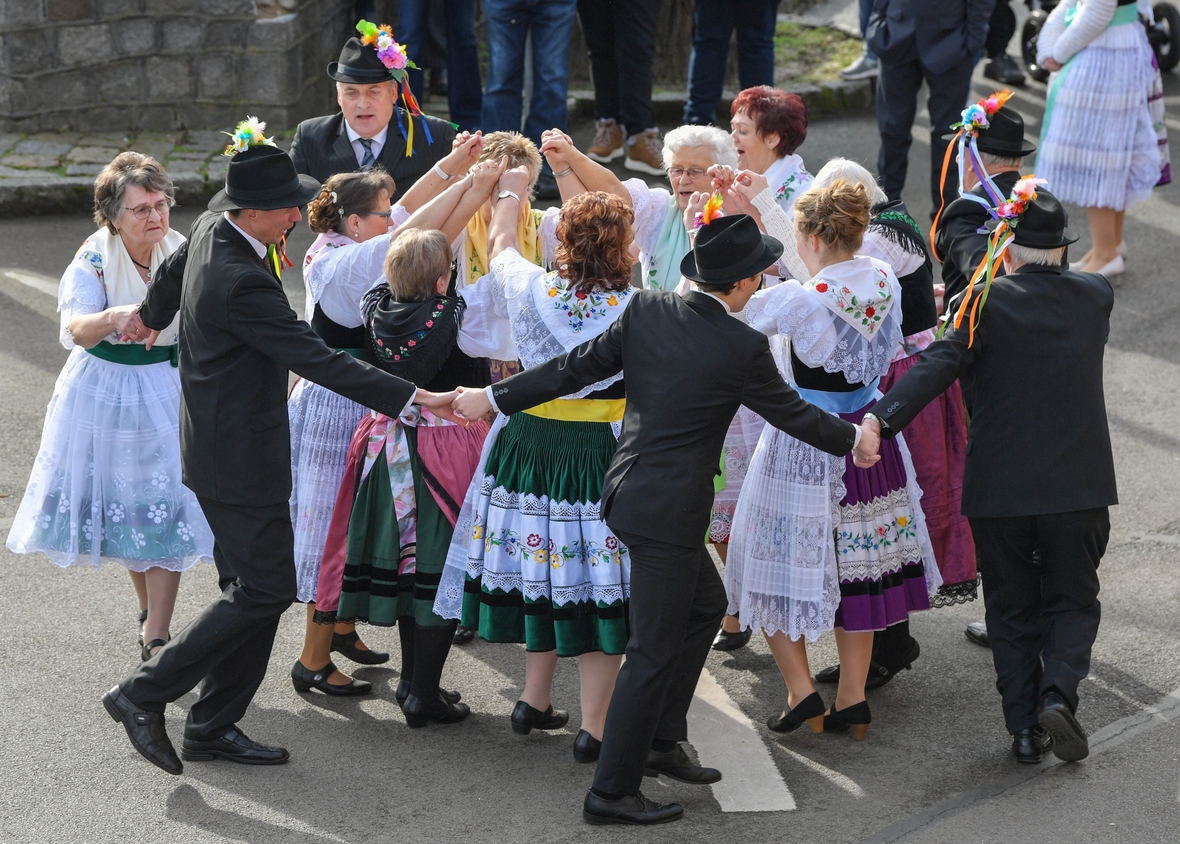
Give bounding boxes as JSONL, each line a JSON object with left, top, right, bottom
{"left": 692, "top": 191, "right": 725, "bottom": 231}
{"left": 930, "top": 90, "right": 1015, "bottom": 259}
{"left": 942, "top": 175, "right": 1047, "bottom": 347}
{"left": 222, "top": 116, "right": 277, "bottom": 157}
{"left": 355, "top": 19, "right": 441, "bottom": 157}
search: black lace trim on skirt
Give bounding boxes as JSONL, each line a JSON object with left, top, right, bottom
{"left": 930, "top": 575, "right": 980, "bottom": 608}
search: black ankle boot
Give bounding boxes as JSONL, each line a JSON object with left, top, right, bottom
{"left": 397, "top": 616, "right": 415, "bottom": 696}
{"left": 409, "top": 621, "right": 460, "bottom": 705}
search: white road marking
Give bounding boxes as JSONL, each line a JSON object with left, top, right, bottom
{"left": 772, "top": 742, "right": 866, "bottom": 797}
{"left": 184, "top": 781, "right": 351, "bottom": 843}
{"left": 1, "top": 268, "right": 59, "bottom": 298}
{"left": 687, "top": 668, "right": 796, "bottom": 812}
{"left": 1084, "top": 673, "right": 1156, "bottom": 713}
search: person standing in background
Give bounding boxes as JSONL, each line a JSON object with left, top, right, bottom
{"left": 867, "top": 0, "right": 997, "bottom": 211}
{"left": 982, "top": 0, "right": 1028, "bottom": 85}
{"left": 578, "top": 0, "right": 665, "bottom": 177}
{"left": 397, "top": 0, "right": 484, "bottom": 132}
{"left": 683, "top": 0, "right": 782, "bottom": 127}
{"left": 840, "top": 0, "right": 880, "bottom": 81}
{"left": 481, "top": 0, "right": 579, "bottom": 199}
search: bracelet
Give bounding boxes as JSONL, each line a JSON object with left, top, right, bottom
{"left": 552, "top": 166, "right": 573, "bottom": 179}
{"left": 432, "top": 162, "right": 455, "bottom": 181}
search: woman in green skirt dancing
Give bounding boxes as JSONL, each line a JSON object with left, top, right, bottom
{"left": 435, "top": 170, "right": 636, "bottom": 763}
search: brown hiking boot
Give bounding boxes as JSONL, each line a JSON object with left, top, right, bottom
{"left": 587, "top": 118, "right": 626, "bottom": 163}
{"left": 625, "top": 127, "right": 664, "bottom": 176}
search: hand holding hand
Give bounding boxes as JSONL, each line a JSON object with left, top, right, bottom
{"left": 452, "top": 385, "right": 494, "bottom": 423}
{"left": 109, "top": 304, "right": 148, "bottom": 341}
{"left": 731, "top": 169, "right": 769, "bottom": 201}
{"left": 540, "top": 129, "right": 576, "bottom": 169}
{"left": 415, "top": 388, "right": 462, "bottom": 424}
{"left": 445, "top": 130, "right": 483, "bottom": 175}
{"left": 852, "top": 416, "right": 881, "bottom": 469}
{"left": 471, "top": 155, "right": 508, "bottom": 196}
{"left": 708, "top": 165, "right": 736, "bottom": 195}
{"left": 932, "top": 282, "right": 945, "bottom": 315}
{"left": 1042, "top": 57, "right": 1062, "bottom": 73}
{"left": 496, "top": 165, "right": 532, "bottom": 201}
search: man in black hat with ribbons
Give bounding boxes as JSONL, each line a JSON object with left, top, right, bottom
{"left": 934, "top": 101, "right": 1039, "bottom": 319}
{"left": 862, "top": 188, "right": 1116, "bottom": 766}
{"left": 451, "top": 209, "right": 881, "bottom": 825}
{"left": 289, "top": 27, "right": 455, "bottom": 197}
{"left": 102, "top": 132, "right": 456, "bottom": 775}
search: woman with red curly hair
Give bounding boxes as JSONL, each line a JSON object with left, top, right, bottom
{"left": 435, "top": 172, "right": 634, "bottom": 765}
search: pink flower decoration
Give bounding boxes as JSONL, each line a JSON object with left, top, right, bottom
{"left": 407, "top": 340, "right": 416, "bottom": 347}
{"left": 425, "top": 320, "right": 434, "bottom": 327}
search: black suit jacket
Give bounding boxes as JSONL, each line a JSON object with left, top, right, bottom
{"left": 866, "top": 0, "right": 995, "bottom": 75}
{"left": 936, "top": 170, "right": 1021, "bottom": 315}
{"left": 870, "top": 264, "right": 1117, "bottom": 519}
{"left": 140, "top": 212, "right": 417, "bottom": 507}
{"left": 288, "top": 109, "right": 456, "bottom": 200}
{"left": 491, "top": 290, "right": 859, "bottom": 549}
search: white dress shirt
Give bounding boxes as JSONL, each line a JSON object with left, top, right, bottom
{"left": 224, "top": 213, "right": 268, "bottom": 260}
{"left": 344, "top": 122, "right": 390, "bottom": 168}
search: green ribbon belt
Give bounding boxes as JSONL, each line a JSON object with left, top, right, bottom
{"left": 85, "top": 340, "right": 178, "bottom": 367}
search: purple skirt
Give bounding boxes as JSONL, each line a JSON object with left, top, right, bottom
{"left": 831, "top": 407, "right": 934, "bottom": 632}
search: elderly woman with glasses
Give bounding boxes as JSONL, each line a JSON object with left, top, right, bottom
{"left": 6, "top": 152, "right": 213, "bottom": 661}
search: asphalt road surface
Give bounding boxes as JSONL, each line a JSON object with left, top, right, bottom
{"left": 1, "top": 67, "right": 1180, "bottom": 843}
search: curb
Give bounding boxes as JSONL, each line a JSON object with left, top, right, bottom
{"left": 0, "top": 174, "right": 215, "bottom": 218}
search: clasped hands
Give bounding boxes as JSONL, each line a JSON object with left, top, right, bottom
{"left": 853, "top": 416, "right": 881, "bottom": 469}
{"left": 412, "top": 385, "right": 492, "bottom": 426}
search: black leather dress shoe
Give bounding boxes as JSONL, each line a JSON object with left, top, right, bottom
{"left": 1011, "top": 727, "right": 1051, "bottom": 764}
{"left": 814, "top": 639, "right": 920, "bottom": 690}
{"left": 331, "top": 631, "right": 389, "bottom": 665}
{"left": 291, "top": 660, "right": 371, "bottom": 696}
{"left": 181, "top": 727, "right": 289, "bottom": 765}
{"left": 573, "top": 729, "right": 602, "bottom": 763}
{"left": 815, "top": 663, "right": 840, "bottom": 684}
{"left": 402, "top": 694, "right": 471, "bottom": 728}
{"left": 965, "top": 621, "right": 990, "bottom": 648}
{"left": 453, "top": 625, "right": 476, "bottom": 645}
{"left": 644, "top": 744, "right": 721, "bottom": 784}
{"left": 1038, "top": 692, "right": 1089, "bottom": 762}
{"left": 395, "top": 679, "right": 461, "bottom": 708}
{"left": 583, "top": 790, "right": 683, "bottom": 825}
{"left": 712, "top": 628, "right": 752, "bottom": 652}
{"left": 102, "top": 686, "right": 182, "bottom": 775}
{"left": 511, "top": 700, "right": 569, "bottom": 735}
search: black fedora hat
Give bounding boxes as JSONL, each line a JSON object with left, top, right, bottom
{"left": 208, "top": 145, "right": 321, "bottom": 212}
{"left": 943, "top": 105, "right": 1036, "bottom": 158}
{"left": 680, "top": 214, "right": 784, "bottom": 284}
{"left": 989, "top": 189, "right": 1078, "bottom": 249}
{"left": 328, "top": 36, "right": 395, "bottom": 84}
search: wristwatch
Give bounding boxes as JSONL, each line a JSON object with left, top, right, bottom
{"left": 497, "top": 189, "right": 521, "bottom": 203}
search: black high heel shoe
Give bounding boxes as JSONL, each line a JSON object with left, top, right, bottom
{"left": 395, "top": 679, "right": 462, "bottom": 708}
{"left": 822, "top": 701, "right": 871, "bottom": 740}
{"left": 290, "top": 660, "right": 372, "bottom": 696}
{"left": 573, "top": 729, "right": 602, "bottom": 763}
{"left": 331, "top": 630, "right": 390, "bottom": 665}
{"left": 402, "top": 694, "right": 471, "bottom": 728}
{"left": 767, "top": 691, "right": 827, "bottom": 733}
{"left": 510, "top": 700, "right": 569, "bottom": 735}
{"left": 141, "top": 638, "right": 169, "bottom": 662}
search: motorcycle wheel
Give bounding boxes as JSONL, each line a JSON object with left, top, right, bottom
{"left": 1022, "top": 11, "right": 1051, "bottom": 83}
{"left": 1153, "top": 3, "right": 1180, "bottom": 73}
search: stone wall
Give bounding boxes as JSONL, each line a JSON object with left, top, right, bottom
{"left": 0, "top": 0, "right": 355, "bottom": 134}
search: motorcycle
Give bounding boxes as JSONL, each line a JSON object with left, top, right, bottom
{"left": 1021, "top": 0, "right": 1180, "bottom": 82}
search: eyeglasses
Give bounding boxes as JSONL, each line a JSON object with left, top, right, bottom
{"left": 124, "top": 200, "right": 172, "bottom": 220}
{"left": 667, "top": 167, "right": 709, "bottom": 180}
{"left": 361, "top": 210, "right": 392, "bottom": 219}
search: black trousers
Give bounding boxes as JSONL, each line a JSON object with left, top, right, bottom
{"left": 985, "top": 0, "right": 1017, "bottom": 59}
{"left": 577, "top": 0, "right": 659, "bottom": 136}
{"left": 121, "top": 497, "right": 297, "bottom": 740}
{"left": 592, "top": 530, "right": 727, "bottom": 795}
{"left": 969, "top": 508, "right": 1109, "bottom": 734}
{"left": 876, "top": 51, "right": 977, "bottom": 210}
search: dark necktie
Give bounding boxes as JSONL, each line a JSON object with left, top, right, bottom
{"left": 358, "top": 137, "right": 375, "bottom": 170}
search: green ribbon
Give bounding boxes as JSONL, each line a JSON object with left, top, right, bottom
{"left": 85, "top": 340, "right": 178, "bottom": 367}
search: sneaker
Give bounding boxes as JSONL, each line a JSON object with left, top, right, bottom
{"left": 983, "top": 54, "right": 1026, "bottom": 86}
{"left": 839, "top": 52, "right": 879, "bottom": 81}
{"left": 587, "top": 118, "right": 626, "bottom": 163}
{"left": 625, "top": 128, "right": 664, "bottom": 176}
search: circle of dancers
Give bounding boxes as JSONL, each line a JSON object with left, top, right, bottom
{"left": 8, "top": 13, "right": 1158, "bottom": 825}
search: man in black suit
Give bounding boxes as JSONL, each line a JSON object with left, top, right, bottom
{"left": 864, "top": 191, "right": 1115, "bottom": 765}
{"left": 453, "top": 212, "right": 880, "bottom": 825}
{"left": 289, "top": 34, "right": 455, "bottom": 199}
{"left": 103, "top": 142, "right": 453, "bottom": 775}
{"left": 867, "top": 0, "right": 997, "bottom": 209}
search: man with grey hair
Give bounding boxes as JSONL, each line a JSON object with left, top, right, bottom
{"left": 863, "top": 189, "right": 1116, "bottom": 766}
{"left": 289, "top": 33, "right": 455, "bottom": 199}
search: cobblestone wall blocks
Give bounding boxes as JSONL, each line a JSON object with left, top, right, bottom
{"left": 161, "top": 17, "right": 204, "bottom": 52}
{"left": 249, "top": 14, "right": 298, "bottom": 50}
{"left": 30, "top": 70, "right": 91, "bottom": 109}
{"left": 204, "top": 20, "right": 250, "bottom": 48}
{"left": 146, "top": 56, "right": 193, "bottom": 102}
{"left": 95, "top": 59, "right": 141, "bottom": 103}
{"left": 198, "top": 54, "right": 236, "bottom": 100}
{"left": 47, "top": 0, "right": 94, "bottom": 22}
{"left": 94, "top": 0, "right": 145, "bottom": 18}
{"left": 0, "top": 1, "right": 48, "bottom": 26}
{"left": 112, "top": 17, "right": 157, "bottom": 57}
{"left": 3, "top": 30, "right": 57, "bottom": 76}
{"left": 242, "top": 50, "right": 298, "bottom": 106}
{"left": 57, "top": 24, "right": 116, "bottom": 67}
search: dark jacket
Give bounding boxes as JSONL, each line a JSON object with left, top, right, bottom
{"left": 870, "top": 264, "right": 1117, "bottom": 518}
{"left": 936, "top": 169, "right": 1021, "bottom": 315}
{"left": 866, "top": 0, "right": 996, "bottom": 75}
{"left": 140, "top": 211, "right": 417, "bottom": 507}
{"left": 491, "top": 290, "right": 859, "bottom": 548}
{"left": 288, "top": 109, "right": 456, "bottom": 200}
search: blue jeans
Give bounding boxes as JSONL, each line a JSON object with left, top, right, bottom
{"left": 858, "top": 0, "right": 876, "bottom": 60}
{"left": 398, "top": 0, "right": 483, "bottom": 132}
{"left": 683, "top": 0, "right": 780, "bottom": 125}
{"left": 481, "top": 0, "right": 578, "bottom": 150}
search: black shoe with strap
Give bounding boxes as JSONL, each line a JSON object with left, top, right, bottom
{"left": 140, "top": 638, "right": 169, "bottom": 663}
{"left": 290, "top": 660, "right": 372, "bottom": 696}
{"left": 643, "top": 744, "right": 721, "bottom": 784}
{"left": 583, "top": 791, "right": 684, "bottom": 826}
{"left": 136, "top": 608, "right": 148, "bottom": 648}
{"left": 181, "top": 727, "right": 289, "bottom": 765}
{"left": 331, "top": 630, "right": 390, "bottom": 665}
{"left": 511, "top": 700, "right": 569, "bottom": 735}
{"left": 815, "top": 639, "right": 920, "bottom": 690}
{"left": 102, "top": 686, "right": 182, "bottom": 775}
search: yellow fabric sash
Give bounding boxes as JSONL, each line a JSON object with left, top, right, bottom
{"left": 523, "top": 398, "right": 626, "bottom": 424}
{"left": 465, "top": 204, "right": 544, "bottom": 286}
